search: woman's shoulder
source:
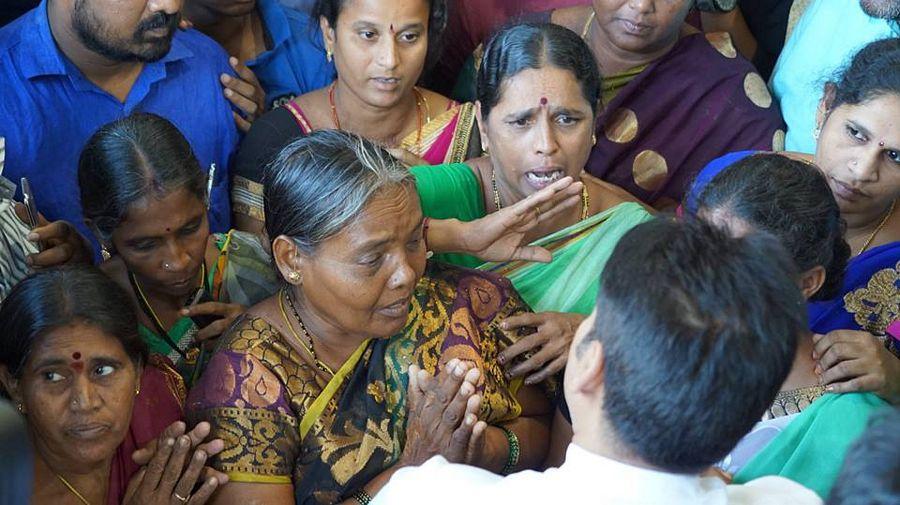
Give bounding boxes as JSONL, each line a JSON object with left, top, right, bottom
{"left": 418, "top": 262, "right": 519, "bottom": 317}
{"left": 419, "top": 88, "right": 454, "bottom": 116}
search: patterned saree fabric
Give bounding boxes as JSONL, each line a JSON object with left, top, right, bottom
{"left": 186, "top": 263, "right": 545, "bottom": 504}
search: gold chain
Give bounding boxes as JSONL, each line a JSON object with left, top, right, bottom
{"left": 132, "top": 263, "right": 206, "bottom": 333}
{"left": 56, "top": 474, "right": 92, "bottom": 505}
{"left": 856, "top": 199, "right": 896, "bottom": 256}
{"left": 491, "top": 168, "right": 590, "bottom": 220}
{"left": 279, "top": 288, "right": 335, "bottom": 377}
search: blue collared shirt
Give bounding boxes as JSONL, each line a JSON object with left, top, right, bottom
{"left": 248, "top": 0, "right": 335, "bottom": 108}
{"left": 0, "top": 1, "right": 238, "bottom": 247}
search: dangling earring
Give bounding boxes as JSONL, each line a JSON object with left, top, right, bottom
{"left": 813, "top": 126, "right": 821, "bottom": 140}
{"left": 134, "top": 386, "right": 141, "bottom": 396}
{"left": 16, "top": 402, "right": 24, "bottom": 414}
{"left": 592, "top": 133, "right": 597, "bottom": 146}
{"left": 100, "top": 244, "right": 111, "bottom": 261}
{"left": 326, "top": 48, "right": 333, "bottom": 63}
{"left": 287, "top": 271, "right": 301, "bottom": 283}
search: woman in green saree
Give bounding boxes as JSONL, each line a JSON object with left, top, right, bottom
{"left": 78, "top": 113, "right": 280, "bottom": 386}
{"left": 187, "top": 129, "right": 582, "bottom": 505}
{"left": 413, "top": 23, "right": 653, "bottom": 383}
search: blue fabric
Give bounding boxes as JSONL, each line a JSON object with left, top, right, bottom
{"left": 0, "top": 1, "right": 238, "bottom": 251}
{"left": 684, "top": 150, "right": 756, "bottom": 213}
{"left": 808, "top": 241, "right": 900, "bottom": 334}
{"left": 771, "top": 0, "right": 899, "bottom": 154}
{"left": 248, "top": 0, "right": 335, "bottom": 108}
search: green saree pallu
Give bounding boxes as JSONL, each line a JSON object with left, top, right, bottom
{"left": 734, "top": 392, "right": 889, "bottom": 498}
{"left": 413, "top": 162, "right": 654, "bottom": 314}
{"left": 479, "top": 202, "right": 653, "bottom": 315}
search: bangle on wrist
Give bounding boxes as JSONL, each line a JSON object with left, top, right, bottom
{"left": 352, "top": 489, "right": 372, "bottom": 505}
{"left": 499, "top": 425, "right": 520, "bottom": 475}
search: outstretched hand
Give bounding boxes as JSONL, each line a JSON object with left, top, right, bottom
{"left": 455, "top": 176, "right": 584, "bottom": 263}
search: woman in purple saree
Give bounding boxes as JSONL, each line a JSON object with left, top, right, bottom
{"left": 547, "top": 1, "right": 785, "bottom": 207}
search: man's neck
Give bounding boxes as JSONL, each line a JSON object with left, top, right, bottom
{"left": 47, "top": 0, "right": 144, "bottom": 101}
{"left": 571, "top": 411, "right": 663, "bottom": 472}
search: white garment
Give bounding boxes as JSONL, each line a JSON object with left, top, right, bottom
{"left": 373, "top": 444, "right": 822, "bottom": 505}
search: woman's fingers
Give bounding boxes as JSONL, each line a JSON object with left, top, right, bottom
{"left": 141, "top": 436, "right": 175, "bottom": 492}
{"left": 27, "top": 242, "right": 74, "bottom": 267}
{"left": 505, "top": 245, "right": 553, "bottom": 263}
{"left": 508, "top": 177, "right": 579, "bottom": 219}
{"left": 501, "top": 312, "right": 545, "bottom": 331}
{"left": 157, "top": 435, "right": 192, "bottom": 494}
{"left": 524, "top": 353, "right": 568, "bottom": 386}
{"left": 447, "top": 394, "right": 481, "bottom": 463}
{"left": 498, "top": 331, "right": 548, "bottom": 367}
{"left": 171, "top": 447, "right": 208, "bottom": 503}
{"left": 507, "top": 343, "right": 559, "bottom": 378}
{"left": 818, "top": 340, "right": 864, "bottom": 372}
{"left": 232, "top": 111, "right": 252, "bottom": 133}
{"left": 186, "top": 476, "right": 222, "bottom": 505}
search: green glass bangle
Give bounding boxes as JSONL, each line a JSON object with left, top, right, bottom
{"left": 353, "top": 489, "right": 372, "bottom": 505}
{"left": 500, "top": 425, "right": 520, "bottom": 475}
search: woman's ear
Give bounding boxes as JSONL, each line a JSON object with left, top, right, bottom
{"left": 815, "top": 83, "right": 837, "bottom": 132}
{"left": 272, "top": 235, "right": 306, "bottom": 284}
{"left": 320, "top": 15, "right": 336, "bottom": 54}
{"left": 0, "top": 365, "right": 23, "bottom": 408}
{"left": 474, "top": 101, "right": 490, "bottom": 154}
{"left": 799, "top": 265, "right": 827, "bottom": 301}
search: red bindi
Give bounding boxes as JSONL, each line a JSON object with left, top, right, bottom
{"left": 539, "top": 97, "right": 548, "bottom": 106}
{"left": 390, "top": 24, "right": 395, "bottom": 33}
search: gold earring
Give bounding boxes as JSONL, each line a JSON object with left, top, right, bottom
{"left": 15, "top": 402, "right": 24, "bottom": 414}
{"left": 287, "top": 271, "right": 301, "bottom": 283}
{"left": 592, "top": 133, "right": 597, "bottom": 146}
{"left": 135, "top": 386, "right": 141, "bottom": 396}
{"left": 100, "top": 245, "right": 112, "bottom": 261}
{"left": 326, "top": 48, "right": 333, "bottom": 63}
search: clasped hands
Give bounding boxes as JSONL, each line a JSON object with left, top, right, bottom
{"left": 399, "top": 359, "right": 488, "bottom": 468}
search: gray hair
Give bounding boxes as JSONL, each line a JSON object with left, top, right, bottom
{"left": 263, "top": 129, "right": 414, "bottom": 253}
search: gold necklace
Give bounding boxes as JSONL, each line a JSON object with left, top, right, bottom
{"left": 328, "top": 82, "right": 425, "bottom": 151}
{"left": 132, "top": 264, "right": 206, "bottom": 333}
{"left": 490, "top": 168, "right": 590, "bottom": 220}
{"left": 56, "top": 473, "right": 92, "bottom": 505}
{"left": 279, "top": 288, "right": 335, "bottom": 377}
{"left": 856, "top": 199, "right": 896, "bottom": 256}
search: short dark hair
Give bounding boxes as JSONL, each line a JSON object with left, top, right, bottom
{"left": 827, "top": 407, "right": 900, "bottom": 505}
{"left": 477, "top": 23, "right": 601, "bottom": 119}
{"left": 312, "top": 0, "right": 449, "bottom": 72}
{"left": 78, "top": 113, "right": 206, "bottom": 242}
{"left": 831, "top": 37, "right": 900, "bottom": 109}
{"left": 587, "top": 218, "right": 806, "bottom": 473}
{"left": 0, "top": 266, "right": 147, "bottom": 378}
{"left": 695, "top": 153, "right": 849, "bottom": 301}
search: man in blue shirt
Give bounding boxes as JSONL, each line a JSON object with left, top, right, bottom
{"left": 0, "top": 0, "right": 239, "bottom": 249}
{"left": 184, "top": 0, "right": 335, "bottom": 109}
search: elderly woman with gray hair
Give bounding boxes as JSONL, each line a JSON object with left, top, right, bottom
{"left": 186, "top": 130, "right": 574, "bottom": 505}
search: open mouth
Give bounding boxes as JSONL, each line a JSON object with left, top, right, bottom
{"left": 525, "top": 169, "right": 565, "bottom": 189}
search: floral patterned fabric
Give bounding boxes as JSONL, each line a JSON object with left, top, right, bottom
{"left": 186, "top": 263, "right": 545, "bottom": 504}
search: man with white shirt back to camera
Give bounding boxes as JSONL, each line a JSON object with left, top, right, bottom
{"left": 374, "top": 218, "right": 823, "bottom": 505}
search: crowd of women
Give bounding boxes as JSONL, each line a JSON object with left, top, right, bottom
{"left": 0, "top": 0, "right": 898, "bottom": 504}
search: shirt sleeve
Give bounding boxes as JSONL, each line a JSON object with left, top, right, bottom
{"left": 372, "top": 456, "right": 502, "bottom": 505}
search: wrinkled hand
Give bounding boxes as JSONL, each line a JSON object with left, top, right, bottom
{"left": 813, "top": 329, "right": 900, "bottom": 404}
{"left": 13, "top": 203, "right": 91, "bottom": 267}
{"left": 180, "top": 302, "right": 245, "bottom": 343}
{"left": 499, "top": 312, "right": 584, "bottom": 385}
{"left": 400, "top": 360, "right": 487, "bottom": 466}
{"left": 124, "top": 421, "right": 228, "bottom": 505}
{"left": 385, "top": 147, "right": 428, "bottom": 168}
{"left": 221, "top": 57, "right": 266, "bottom": 132}
{"left": 459, "top": 177, "right": 584, "bottom": 263}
